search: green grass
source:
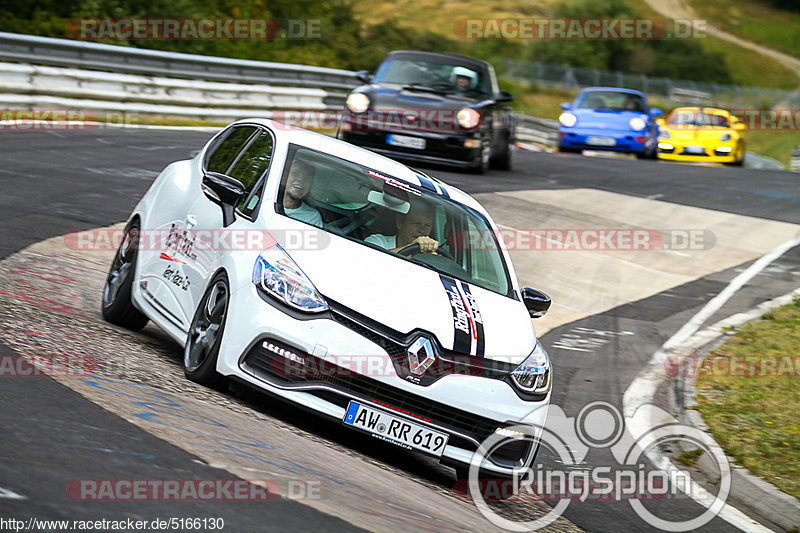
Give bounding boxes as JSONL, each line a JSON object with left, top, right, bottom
{"left": 695, "top": 298, "right": 800, "bottom": 499}
{"left": 742, "top": 129, "right": 800, "bottom": 167}
{"left": 688, "top": 0, "right": 800, "bottom": 60}
{"left": 675, "top": 448, "right": 705, "bottom": 467}
{"left": 697, "top": 36, "right": 798, "bottom": 90}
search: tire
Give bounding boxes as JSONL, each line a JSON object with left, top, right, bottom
{"left": 102, "top": 220, "right": 149, "bottom": 330}
{"left": 184, "top": 273, "right": 230, "bottom": 388}
{"left": 558, "top": 145, "right": 580, "bottom": 154}
{"left": 490, "top": 134, "right": 513, "bottom": 171}
{"left": 469, "top": 138, "right": 491, "bottom": 174}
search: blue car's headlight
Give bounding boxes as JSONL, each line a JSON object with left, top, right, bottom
{"left": 252, "top": 245, "right": 328, "bottom": 313}
{"left": 510, "top": 341, "right": 552, "bottom": 394}
{"left": 629, "top": 117, "right": 646, "bottom": 131}
{"left": 559, "top": 112, "right": 577, "bottom": 127}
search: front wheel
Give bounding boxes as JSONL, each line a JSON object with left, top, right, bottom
{"left": 469, "top": 139, "right": 491, "bottom": 174}
{"left": 490, "top": 134, "right": 513, "bottom": 171}
{"left": 102, "top": 220, "right": 148, "bottom": 330}
{"left": 184, "top": 273, "right": 230, "bottom": 388}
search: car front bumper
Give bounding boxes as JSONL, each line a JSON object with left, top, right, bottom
{"left": 217, "top": 282, "right": 550, "bottom": 475}
{"left": 559, "top": 128, "right": 649, "bottom": 153}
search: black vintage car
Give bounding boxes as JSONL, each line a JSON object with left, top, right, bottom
{"left": 339, "top": 51, "right": 515, "bottom": 173}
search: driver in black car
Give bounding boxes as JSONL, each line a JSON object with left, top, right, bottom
{"left": 365, "top": 200, "right": 440, "bottom": 254}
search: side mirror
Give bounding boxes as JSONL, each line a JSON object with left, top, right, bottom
{"left": 356, "top": 70, "right": 373, "bottom": 84}
{"left": 522, "top": 287, "right": 551, "bottom": 319}
{"left": 650, "top": 107, "right": 663, "bottom": 116}
{"left": 495, "top": 90, "right": 513, "bottom": 103}
{"left": 202, "top": 171, "right": 246, "bottom": 227}
{"left": 560, "top": 102, "right": 572, "bottom": 110}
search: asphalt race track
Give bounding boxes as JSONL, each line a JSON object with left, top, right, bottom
{"left": 1, "top": 127, "right": 799, "bottom": 532}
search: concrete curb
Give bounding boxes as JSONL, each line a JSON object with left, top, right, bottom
{"left": 675, "top": 288, "right": 800, "bottom": 532}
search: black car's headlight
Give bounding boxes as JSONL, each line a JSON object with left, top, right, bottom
{"left": 345, "top": 93, "right": 370, "bottom": 114}
{"left": 510, "top": 341, "right": 551, "bottom": 394}
{"left": 457, "top": 108, "right": 480, "bottom": 129}
{"left": 252, "top": 245, "right": 328, "bottom": 313}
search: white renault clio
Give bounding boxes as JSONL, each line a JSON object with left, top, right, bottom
{"left": 102, "top": 119, "right": 552, "bottom": 477}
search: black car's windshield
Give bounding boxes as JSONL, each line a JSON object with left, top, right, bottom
{"left": 374, "top": 58, "right": 490, "bottom": 96}
{"left": 575, "top": 90, "right": 646, "bottom": 112}
{"left": 278, "top": 146, "right": 512, "bottom": 296}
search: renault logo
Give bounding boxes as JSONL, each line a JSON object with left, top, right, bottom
{"left": 407, "top": 336, "right": 436, "bottom": 376}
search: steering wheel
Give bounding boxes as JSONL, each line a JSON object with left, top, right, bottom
{"left": 397, "top": 243, "right": 455, "bottom": 262}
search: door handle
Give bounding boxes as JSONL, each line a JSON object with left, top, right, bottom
{"left": 186, "top": 214, "right": 198, "bottom": 228}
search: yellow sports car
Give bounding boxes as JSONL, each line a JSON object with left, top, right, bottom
{"left": 657, "top": 107, "right": 745, "bottom": 165}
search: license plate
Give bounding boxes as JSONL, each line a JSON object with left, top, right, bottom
{"left": 586, "top": 136, "right": 616, "bottom": 146}
{"left": 343, "top": 400, "right": 448, "bottom": 457}
{"left": 685, "top": 146, "right": 705, "bottom": 154}
{"left": 387, "top": 134, "right": 426, "bottom": 150}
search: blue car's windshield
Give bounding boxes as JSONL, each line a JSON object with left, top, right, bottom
{"left": 575, "top": 91, "right": 645, "bottom": 113}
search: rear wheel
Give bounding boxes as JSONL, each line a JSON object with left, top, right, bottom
{"left": 184, "top": 273, "right": 229, "bottom": 388}
{"left": 102, "top": 220, "right": 148, "bottom": 330}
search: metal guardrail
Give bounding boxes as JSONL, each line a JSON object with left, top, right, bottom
{"left": 0, "top": 32, "right": 360, "bottom": 93}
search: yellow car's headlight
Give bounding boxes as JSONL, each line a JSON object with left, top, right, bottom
{"left": 559, "top": 112, "right": 577, "bottom": 127}
{"left": 345, "top": 93, "right": 370, "bottom": 114}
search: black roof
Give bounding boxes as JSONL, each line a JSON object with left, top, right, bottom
{"left": 384, "top": 50, "right": 490, "bottom": 72}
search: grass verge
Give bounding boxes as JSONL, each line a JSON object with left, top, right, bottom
{"left": 695, "top": 295, "right": 800, "bottom": 499}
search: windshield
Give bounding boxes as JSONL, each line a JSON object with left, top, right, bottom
{"left": 278, "top": 146, "right": 512, "bottom": 296}
{"left": 575, "top": 90, "right": 646, "bottom": 112}
{"left": 373, "top": 58, "right": 490, "bottom": 96}
{"left": 667, "top": 110, "right": 729, "bottom": 127}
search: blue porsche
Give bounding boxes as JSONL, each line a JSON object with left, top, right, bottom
{"left": 558, "top": 87, "right": 662, "bottom": 158}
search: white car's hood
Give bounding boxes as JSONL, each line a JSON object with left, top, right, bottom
{"left": 286, "top": 231, "right": 535, "bottom": 364}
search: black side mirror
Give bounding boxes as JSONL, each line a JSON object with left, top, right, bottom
{"left": 202, "top": 171, "right": 246, "bottom": 227}
{"left": 522, "top": 287, "right": 551, "bottom": 319}
{"left": 356, "top": 70, "right": 373, "bottom": 84}
{"left": 495, "top": 90, "right": 513, "bottom": 103}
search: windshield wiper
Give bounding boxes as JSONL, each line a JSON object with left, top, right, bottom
{"left": 402, "top": 83, "right": 449, "bottom": 95}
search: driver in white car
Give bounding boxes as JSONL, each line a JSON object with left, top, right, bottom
{"left": 365, "top": 200, "right": 439, "bottom": 254}
{"left": 283, "top": 159, "right": 323, "bottom": 227}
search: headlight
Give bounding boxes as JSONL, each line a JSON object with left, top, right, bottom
{"left": 510, "top": 341, "right": 551, "bottom": 394}
{"left": 720, "top": 133, "right": 731, "bottom": 142}
{"left": 457, "top": 108, "right": 480, "bottom": 129}
{"left": 629, "top": 117, "right": 646, "bottom": 131}
{"left": 252, "top": 245, "right": 328, "bottom": 313}
{"left": 559, "top": 112, "right": 577, "bottom": 127}
{"left": 345, "top": 93, "right": 370, "bottom": 114}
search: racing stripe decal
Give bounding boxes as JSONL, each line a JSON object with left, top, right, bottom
{"left": 439, "top": 275, "right": 485, "bottom": 356}
{"left": 415, "top": 173, "right": 438, "bottom": 194}
{"left": 457, "top": 280, "right": 485, "bottom": 356}
{"left": 440, "top": 275, "right": 472, "bottom": 354}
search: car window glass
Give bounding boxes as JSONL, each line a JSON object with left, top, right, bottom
{"left": 575, "top": 91, "right": 645, "bottom": 112}
{"left": 228, "top": 131, "right": 274, "bottom": 215}
{"left": 205, "top": 126, "right": 258, "bottom": 174}
{"left": 374, "top": 58, "right": 490, "bottom": 95}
